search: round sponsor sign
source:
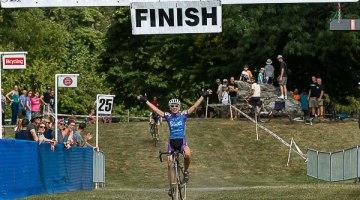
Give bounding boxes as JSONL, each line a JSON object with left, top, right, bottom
{"left": 63, "top": 77, "right": 73, "bottom": 86}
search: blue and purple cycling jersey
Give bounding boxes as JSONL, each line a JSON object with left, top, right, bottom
{"left": 164, "top": 110, "right": 188, "bottom": 140}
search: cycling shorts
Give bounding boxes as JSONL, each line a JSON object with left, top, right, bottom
{"left": 168, "top": 138, "right": 187, "bottom": 153}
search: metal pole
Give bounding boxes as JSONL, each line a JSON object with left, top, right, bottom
{"left": 96, "top": 94, "right": 99, "bottom": 148}
{"left": 55, "top": 74, "right": 59, "bottom": 141}
{"left": 255, "top": 111, "right": 258, "bottom": 140}
{"left": 205, "top": 97, "right": 209, "bottom": 119}
{"left": 127, "top": 109, "right": 130, "bottom": 123}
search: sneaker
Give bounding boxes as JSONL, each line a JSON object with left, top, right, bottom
{"left": 278, "top": 95, "right": 284, "bottom": 99}
{"left": 183, "top": 171, "right": 189, "bottom": 183}
{"left": 284, "top": 96, "right": 288, "bottom": 100}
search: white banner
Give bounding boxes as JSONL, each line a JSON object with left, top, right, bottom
{"left": 2, "top": 54, "right": 26, "bottom": 69}
{"left": 58, "top": 75, "right": 78, "bottom": 87}
{"left": 97, "top": 95, "right": 115, "bottom": 115}
{"left": 1, "top": 0, "right": 357, "bottom": 8}
{"left": 131, "top": 1, "right": 222, "bottom": 35}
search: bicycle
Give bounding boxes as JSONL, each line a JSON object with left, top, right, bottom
{"left": 149, "top": 119, "right": 159, "bottom": 147}
{"left": 159, "top": 150, "right": 187, "bottom": 200}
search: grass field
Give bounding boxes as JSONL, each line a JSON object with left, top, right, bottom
{"left": 22, "top": 118, "right": 360, "bottom": 199}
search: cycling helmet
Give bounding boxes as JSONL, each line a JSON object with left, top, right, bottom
{"left": 168, "top": 98, "right": 181, "bottom": 106}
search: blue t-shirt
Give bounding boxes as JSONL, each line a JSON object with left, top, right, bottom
{"left": 164, "top": 110, "right": 188, "bottom": 139}
{"left": 299, "top": 94, "right": 309, "bottom": 111}
{"left": 19, "top": 94, "right": 26, "bottom": 110}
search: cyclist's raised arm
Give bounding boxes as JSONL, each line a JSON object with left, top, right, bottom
{"left": 188, "top": 89, "right": 212, "bottom": 115}
{"left": 137, "top": 95, "right": 165, "bottom": 117}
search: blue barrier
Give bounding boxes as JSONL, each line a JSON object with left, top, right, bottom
{"left": 0, "top": 139, "right": 93, "bottom": 199}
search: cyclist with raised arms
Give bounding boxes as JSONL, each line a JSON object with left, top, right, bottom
{"left": 137, "top": 89, "right": 212, "bottom": 195}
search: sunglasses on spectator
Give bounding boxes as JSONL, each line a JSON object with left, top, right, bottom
{"left": 39, "top": 126, "right": 46, "bottom": 128}
{"left": 170, "top": 104, "right": 179, "bottom": 108}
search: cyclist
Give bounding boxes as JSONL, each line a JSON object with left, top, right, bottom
{"left": 137, "top": 89, "right": 212, "bottom": 195}
{"left": 149, "top": 111, "right": 161, "bottom": 138}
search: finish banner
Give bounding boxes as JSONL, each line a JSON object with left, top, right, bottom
{"left": 130, "top": 1, "right": 222, "bottom": 35}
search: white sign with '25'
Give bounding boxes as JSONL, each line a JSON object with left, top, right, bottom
{"left": 97, "top": 95, "right": 115, "bottom": 115}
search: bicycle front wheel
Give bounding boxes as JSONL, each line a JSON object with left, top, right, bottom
{"left": 178, "top": 166, "right": 187, "bottom": 200}
{"left": 169, "top": 161, "right": 177, "bottom": 200}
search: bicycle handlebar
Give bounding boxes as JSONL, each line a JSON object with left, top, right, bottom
{"left": 158, "top": 150, "right": 183, "bottom": 163}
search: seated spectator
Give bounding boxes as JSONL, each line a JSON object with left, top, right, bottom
{"left": 240, "top": 65, "right": 253, "bottom": 82}
{"left": 26, "top": 113, "right": 42, "bottom": 141}
{"left": 44, "top": 117, "right": 55, "bottom": 140}
{"left": 15, "top": 118, "right": 29, "bottom": 140}
{"left": 73, "top": 122, "right": 99, "bottom": 151}
{"left": 62, "top": 119, "right": 76, "bottom": 149}
{"left": 293, "top": 88, "right": 300, "bottom": 101}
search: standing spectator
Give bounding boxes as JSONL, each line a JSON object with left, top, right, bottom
{"left": 258, "top": 68, "right": 265, "bottom": 84}
{"left": 276, "top": 55, "right": 288, "bottom": 99}
{"left": 49, "top": 89, "right": 55, "bottom": 110}
{"left": 19, "top": 89, "right": 27, "bottom": 119}
{"left": 87, "top": 109, "right": 96, "bottom": 124}
{"left": 308, "top": 76, "right": 319, "bottom": 117}
{"left": 216, "top": 79, "right": 223, "bottom": 103}
{"left": 6, "top": 85, "right": 20, "bottom": 125}
{"left": 264, "top": 59, "right": 274, "bottom": 84}
{"left": 293, "top": 88, "right": 300, "bottom": 101}
{"left": 25, "top": 91, "right": 32, "bottom": 121}
{"left": 151, "top": 96, "right": 159, "bottom": 107}
{"left": 31, "top": 91, "right": 46, "bottom": 116}
{"left": 62, "top": 119, "right": 76, "bottom": 149}
{"left": 41, "top": 86, "right": 51, "bottom": 114}
{"left": 227, "top": 77, "right": 239, "bottom": 120}
{"left": 299, "top": 89, "right": 309, "bottom": 118}
{"left": 1, "top": 88, "right": 6, "bottom": 137}
{"left": 26, "top": 113, "right": 42, "bottom": 141}
{"left": 15, "top": 118, "right": 29, "bottom": 140}
{"left": 246, "top": 78, "right": 261, "bottom": 114}
{"left": 221, "top": 79, "right": 230, "bottom": 118}
{"left": 317, "top": 78, "right": 325, "bottom": 117}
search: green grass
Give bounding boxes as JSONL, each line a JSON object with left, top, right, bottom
{"left": 21, "top": 118, "right": 360, "bottom": 199}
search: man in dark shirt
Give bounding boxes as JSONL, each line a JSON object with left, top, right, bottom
{"left": 276, "top": 55, "right": 288, "bottom": 99}
{"left": 227, "top": 77, "right": 238, "bottom": 120}
{"left": 308, "top": 76, "right": 319, "bottom": 117}
{"left": 41, "top": 87, "right": 51, "bottom": 113}
{"left": 26, "top": 113, "right": 42, "bottom": 141}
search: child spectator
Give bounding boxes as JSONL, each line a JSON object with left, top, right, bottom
{"left": 299, "top": 89, "right": 309, "bottom": 118}
{"left": 240, "top": 65, "right": 253, "bottom": 82}
{"left": 293, "top": 88, "right": 300, "bottom": 101}
{"left": 258, "top": 68, "right": 265, "bottom": 84}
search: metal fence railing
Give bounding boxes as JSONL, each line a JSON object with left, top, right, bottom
{"left": 307, "top": 147, "right": 359, "bottom": 182}
{"left": 93, "top": 151, "right": 105, "bottom": 188}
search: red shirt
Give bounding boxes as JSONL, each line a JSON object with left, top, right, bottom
{"left": 151, "top": 101, "right": 159, "bottom": 108}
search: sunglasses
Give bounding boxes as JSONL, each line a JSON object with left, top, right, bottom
{"left": 39, "top": 126, "right": 46, "bottom": 128}
{"left": 45, "top": 122, "right": 51, "bottom": 124}
{"left": 170, "top": 104, "right": 179, "bottom": 108}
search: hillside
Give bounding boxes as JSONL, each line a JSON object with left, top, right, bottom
{"left": 24, "top": 118, "right": 360, "bottom": 199}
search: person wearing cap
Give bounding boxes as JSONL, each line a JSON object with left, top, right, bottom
{"left": 26, "top": 113, "right": 42, "bottom": 141}
{"left": 264, "top": 59, "right": 274, "bottom": 84}
{"left": 276, "top": 55, "right": 288, "bottom": 99}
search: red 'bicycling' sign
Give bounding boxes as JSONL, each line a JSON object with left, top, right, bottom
{"left": 58, "top": 75, "right": 78, "bottom": 87}
{"left": 2, "top": 54, "right": 27, "bottom": 69}
{"left": 63, "top": 77, "right": 73, "bottom": 86}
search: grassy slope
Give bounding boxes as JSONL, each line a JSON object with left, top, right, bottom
{"left": 23, "top": 118, "right": 360, "bottom": 199}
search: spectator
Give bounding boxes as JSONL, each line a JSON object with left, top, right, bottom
{"left": 62, "top": 119, "right": 76, "bottom": 149}
{"left": 26, "top": 113, "right": 42, "bottom": 141}
{"left": 317, "top": 78, "right": 325, "bottom": 117}
{"left": 6, "top": 85, "right": 20, "bottom": 125}
{"left": 264, "top": 59, "right": 274, "bottom": 84}
{"left": 19, "top": 89, "right": 27, "bottom": 119}
{"left": 31, "top": 91, "right": 43, "bottom": 116}
{"left": 41, "top": 86, "right": 51, "bottom": 114}
{"left": 151, "top": 96, "right": 159, "bottom": 107}
{"left": 43, "top": 117, "right": 55, "bottom": 140}
{"left": 73, "top": 123, "right": 98, "bottom": 151}
{"left": 1, "top": 88, "right": 6, "bottom": 136}
{"left": 308, "top": 76, "right": 319, "bottom": 117}
{"left": 293, "top": 88, "right": 300, "bottom": 101}
{"left": 221, "top": 79, "right": 230, "bottom": 118}
{"left": 49, "top": 89, "right": 55, "bottom": 110}
{"left": 246, "top": 78, "right": 261, "bottom": 114}
{"left": 56, "top": 119, "right": 66, "bottom": 143}
{"left": 87, "top": 109, "right": 96, "bottom": 124}
{"left": 25, "top": 91, "right": 32, "bottom": 121}
{"left": 299, "top": 89, "right": 309, "bottom": 119}
{"left": 15, "top": 118, "right": 29, "bottom": 140}
{"left": 276, "top": 55, "right": 288, "bottom": 99}
{"left": 216, "top": 79, "right": 223, "bottom": 103}
{"left": 227, "top": 77, "right": 239, "bottom": 120}
{"left": 37, "top": 122, "right": 57, "bottom": 149}
{"left": 240, "top": 65, "right": 253, "bottom": 82}
{"left": 258, "top": 68, "right": 265, "bottom": 84}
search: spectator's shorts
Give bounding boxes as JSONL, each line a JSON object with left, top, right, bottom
{"left": 230, "top": 96, "right": 238, "bottom": 105}
{"left": 266, "top": 77, "right": 273, "bottom": 84}
{"left": 279, "top": 77, "right": 287, "bottom": 85}
{"left": 249, "top": 97, "right": 261, "bottom": 109}
{"left": 309, "top": 97, "right": 318, "bottom": 108}
{"left": 168, "top": 138, "right": 187, "bottom": 153}
{"left": 318, "top": 99, "right": 324, "bottom": 106}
